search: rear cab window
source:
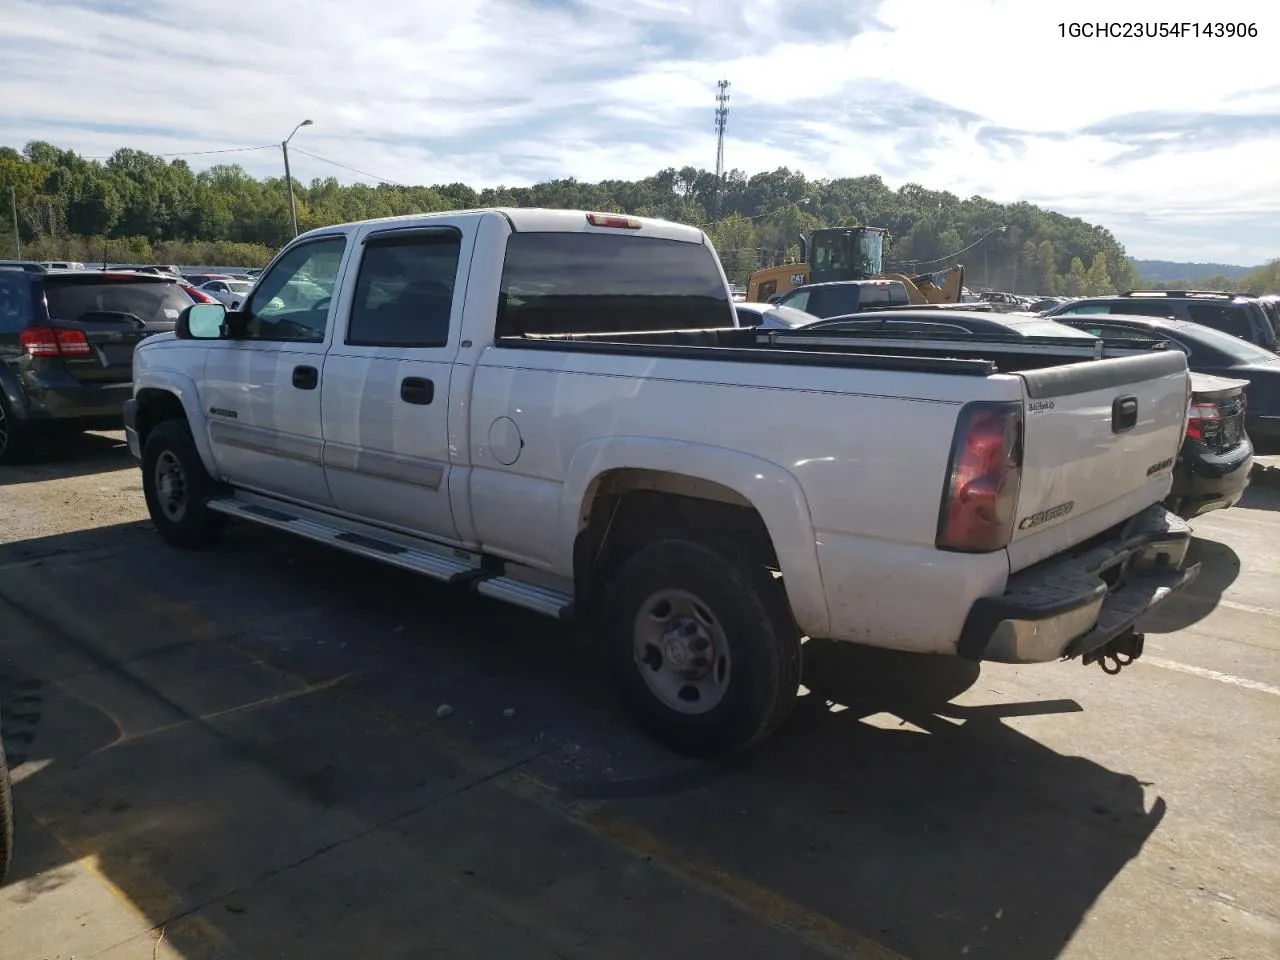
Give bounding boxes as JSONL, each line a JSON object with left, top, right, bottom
{"left": 496, "top": 232, "right": 732, "bottom": 336}
{"left": 858, "top": 282, "right": 910, "bottom": 306}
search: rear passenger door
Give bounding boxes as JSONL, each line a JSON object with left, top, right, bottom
{"left": 320, "top": 224, "right": 473, "bottom": 541}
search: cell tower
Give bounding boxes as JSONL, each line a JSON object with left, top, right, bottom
{"left": 713, "top": 80, "right": 730, "bottom": 217}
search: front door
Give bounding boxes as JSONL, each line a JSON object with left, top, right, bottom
{"left": 201, "top": 234, "right": 350, "bottom": 505}
{"left": 319, "top": 223, "right": 472, "bottom": 541}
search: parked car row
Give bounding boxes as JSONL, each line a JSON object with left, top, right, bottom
{"left": 1043, "top": 290, "right": 1278, "bottom": 353}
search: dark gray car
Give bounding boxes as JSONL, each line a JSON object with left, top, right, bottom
{"left": 0, "top": 268, "right": 190, "bottom": 463}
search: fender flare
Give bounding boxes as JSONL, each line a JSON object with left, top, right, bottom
{"left": 559, "top": 437, "right": 831, "bottom": 637}
{"left": 133, "top": 370, "right": 220, "bottom": 479}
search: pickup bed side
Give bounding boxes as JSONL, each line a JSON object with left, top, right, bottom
{"left": 467, "top": 341, "right": 1025, "bottom": 652}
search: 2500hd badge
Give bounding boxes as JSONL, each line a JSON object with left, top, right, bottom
{"left": 1018, "top": 500, "right": 1075, "bottom": 531}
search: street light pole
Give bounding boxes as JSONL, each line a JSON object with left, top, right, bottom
{"left": 281, "top": 119, "right": 313, "bottom": 238}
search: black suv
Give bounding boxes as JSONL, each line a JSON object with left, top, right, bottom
{"left": 1044, "top": 290, "right": 1278, "bottom": 352}
{"left": 0, "top": 268, "right": 191, "bottom": 463}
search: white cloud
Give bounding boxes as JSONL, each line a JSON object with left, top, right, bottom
{"left": 1, "top": 0, "right": 1277, "bottom": 262}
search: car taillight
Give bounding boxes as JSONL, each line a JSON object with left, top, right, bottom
{"left": 20, "top": 326, "right": 92, "bottom": 358}
{"left": 937, "top": 401, "right": 1023, "bottom": 552}
{"left": 182, "top": 283, "right": 217, "bottom": 303}
{"left": 1185, "top": 400, "right": 1221, "bottom": 443}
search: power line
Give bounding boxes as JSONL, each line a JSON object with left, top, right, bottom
{"left": 290, "top": 148, "right": 397, "bottom": 185}
{"left": 697, "top": 199, "right": 809, "bottom": 229}
{"left": 887, "top": 225, "right": 1008, "bottom": 268}
{"left": 79, "top": 143, "right": 277, "bottom": 161}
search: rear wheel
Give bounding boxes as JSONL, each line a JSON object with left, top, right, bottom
{"left": 0, "top": 394, "right": 31, "bottom": 466}
{"left": 141, "top": 419, "right": 225, "bottom": 549}
{"left": 602, "top": 539, "right": 801, "bottom": 758}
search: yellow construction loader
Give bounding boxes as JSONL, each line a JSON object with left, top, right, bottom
{"left": 744, "top": 226, "right": 965, "bottom": 305}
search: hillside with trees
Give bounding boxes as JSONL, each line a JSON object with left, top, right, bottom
{"left": 0, "top": 139, "right": 1160, "bottom": 294}
{"left": 1127, "top": 259, "right": 1255, "bottom": 284}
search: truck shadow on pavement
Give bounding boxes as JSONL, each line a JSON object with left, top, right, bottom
{"left": 1138, "top": 535, "right": 1240, "bottom": 634}
{"left": 0, "top": 522, "right": 1166, "bottom": 960}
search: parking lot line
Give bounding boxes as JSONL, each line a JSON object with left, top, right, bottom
{"left": 84, "top": 569, "right": 910, "bottom": 960}
{"left": 1141, "top": 656, "right": 1280, "bottom": 697}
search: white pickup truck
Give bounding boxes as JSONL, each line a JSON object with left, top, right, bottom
{"left": 124, "top": 208, "right": 1200, "bottom": 757}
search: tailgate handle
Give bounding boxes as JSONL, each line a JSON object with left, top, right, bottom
{"left": 1112, "top": 395, "right": 1138, "bottom": 433}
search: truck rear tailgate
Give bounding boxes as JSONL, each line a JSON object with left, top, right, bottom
{"left": 1009, "top": 350, "right": 1190, "bottom": 572}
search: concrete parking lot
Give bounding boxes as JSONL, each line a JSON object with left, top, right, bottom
{"left": 2, "top": 432, "right": 1277, "bottom": 960}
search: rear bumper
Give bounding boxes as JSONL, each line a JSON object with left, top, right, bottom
{"left": 957, "top": 504, "right": 1199, "bottom": 664}
{"left": 1168, "top": 437, "right": 1253, "bottom": 519}
{"left": 13, "top": 376, "right": 133, "bottom": 431}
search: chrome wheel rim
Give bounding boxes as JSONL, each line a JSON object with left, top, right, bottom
{"left": 154, "top": 450, "right": 188, "bottom": 522}
{"left": 633, "top": 588, "right": 731, "bottom": 715}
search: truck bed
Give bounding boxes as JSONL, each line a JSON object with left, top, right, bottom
{"left": 498, "top": 325, "right": 1168, "bottom": 375}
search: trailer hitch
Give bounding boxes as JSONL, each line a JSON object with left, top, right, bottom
{"left": 1081, "top": 629, "right": 1145, "bottom": 675}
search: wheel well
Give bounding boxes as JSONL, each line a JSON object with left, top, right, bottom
{"left": 135, "top": 389, "right": 187, "bottom": 450}
{"left": 573, "top": 469, "right": 779, "bottom": 608}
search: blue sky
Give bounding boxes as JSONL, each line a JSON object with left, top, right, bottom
{"left": 1, "top": 0, "right": 1277, "bottom": 264}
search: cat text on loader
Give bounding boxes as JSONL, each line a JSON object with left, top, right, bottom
{"left": 745, "top": 225, "right": 965, "bottom": 305}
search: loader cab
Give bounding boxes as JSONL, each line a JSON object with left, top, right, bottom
{"left": 805, "top": 227, "right": 888, "bottom": 284}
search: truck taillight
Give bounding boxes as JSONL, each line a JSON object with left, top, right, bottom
{"left": 937, "top": 401, "right": 1023, "bottom": 553}
{"left": 20, "top": 326, "right": 92, "bottom": 358}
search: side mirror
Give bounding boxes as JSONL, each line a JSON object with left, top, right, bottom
{"left": 177, "top": 302, "right": 228, "bottom": 339}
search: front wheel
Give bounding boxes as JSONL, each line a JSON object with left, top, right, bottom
{"left": 141, "top": 419, "right": 225, "bottom": 549}
{"left": 602, "top": 539, "right": 801, "bottom": 758}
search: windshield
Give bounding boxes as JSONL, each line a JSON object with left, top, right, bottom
{"left": 810, "top": 229, "right": 884, "bottom": 282}
{"left": 754, "top": 304, "right": 819, "bottom": 328}
{"left": 1183, "top": 323, "right": 1280, "bottom": 364}
{"left": 1007, "top": 319, "right": 1100, "bottom": 338}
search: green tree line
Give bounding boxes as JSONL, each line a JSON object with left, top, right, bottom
{"left": 1120, "top": 266, "right": 1280, "bottom": 296}
{"left": 1, "top": 139, "right": 1221, "bottom": 296}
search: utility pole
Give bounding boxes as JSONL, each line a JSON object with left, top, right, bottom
{"left": 10, "top": 185, "right": 20, "bottom": 259}
{"left": 282, "top": 119, "right": 313, "bottom": 238}
{"left": 713, "top": 80, "right": 730, "bottom": 220}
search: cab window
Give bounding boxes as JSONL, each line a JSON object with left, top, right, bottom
{"left": 244, "top": 236, "right": 347, "bottom": 342}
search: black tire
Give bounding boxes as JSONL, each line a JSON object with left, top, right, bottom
{"left": 602, "top": 539, "right": 801, "bottom": 758}
{"left": 0, "top": 393, "right": 31, "bottom": 466}
{"left": 0, "top": 730, "right": 13, "bottom": 883}
{"left": 141, "top": 418, "right": 225, "bottom": 549}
